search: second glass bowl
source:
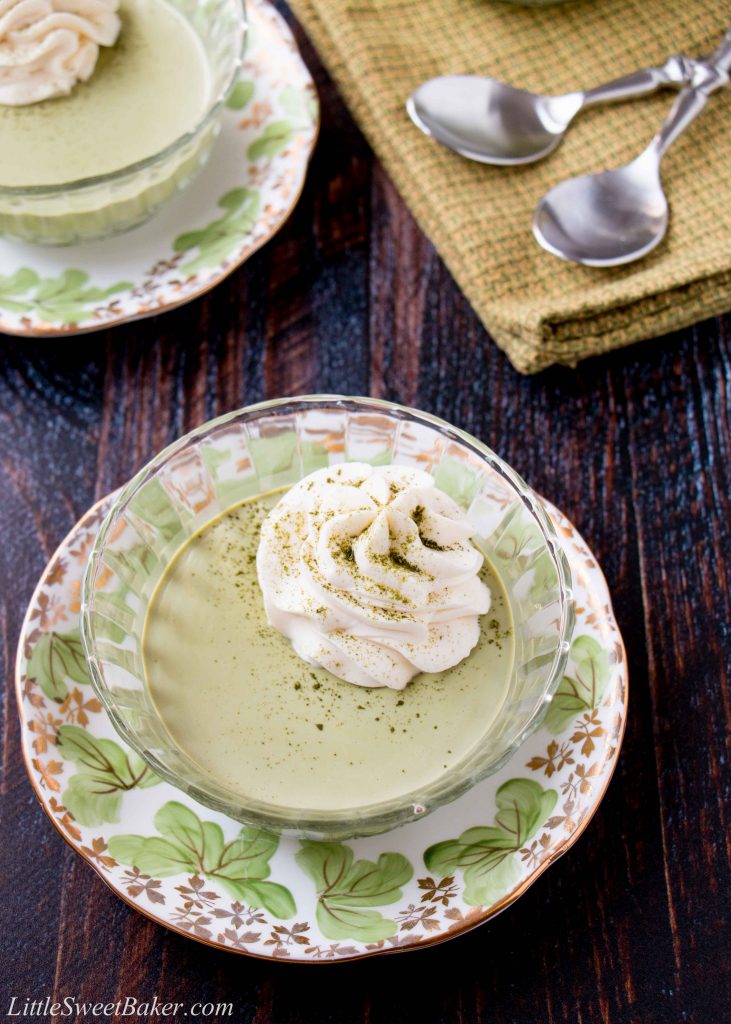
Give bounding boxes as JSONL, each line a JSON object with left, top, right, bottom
{"left": 0, "top": 0, "right": 246, "bottom": 246}
{"left": 81, "top": 396, "right": 574, "bottom": 839}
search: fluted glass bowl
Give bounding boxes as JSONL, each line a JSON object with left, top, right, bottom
{"left": 81, "top": 397, "right": 574, "bottom": 839}
{"left": 0, "top": 0, "right": 245, "bottom": 245}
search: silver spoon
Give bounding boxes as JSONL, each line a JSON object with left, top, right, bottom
{"left": 533, "top": 33, "right": 731, "bottom": 267}
{"left": 406, "top": 57, "right": 694, "bottom": 165}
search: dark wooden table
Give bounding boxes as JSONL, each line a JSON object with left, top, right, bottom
{"left": 1, "top": 7, "right": 729, "bottom": 1023}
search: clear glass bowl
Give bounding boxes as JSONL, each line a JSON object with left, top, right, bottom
{"left": 0, "top": 0, "right": 246, "bottom": 246}
{"left": 81, "top": 397, "right": 574, "bottom": 839}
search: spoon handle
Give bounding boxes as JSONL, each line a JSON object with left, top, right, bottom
{"left": 652, "top": 60, "right": 729, "bottom": 159}
{"left": 581, "top": 55, "right": 693, "bottom": 108}
{"left": 705, "top": 28, "right": 731, "bottom": 74}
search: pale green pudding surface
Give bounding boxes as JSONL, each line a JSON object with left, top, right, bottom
{"left": 143, "top": 494, "right": 514, "bottom": 812}
{"left": 0, "top": 0, "right": 211, "bottom": 187}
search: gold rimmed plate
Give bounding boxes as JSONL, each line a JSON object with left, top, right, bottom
{"left": 15, "top": 490, "right": 626, "bottom": 962}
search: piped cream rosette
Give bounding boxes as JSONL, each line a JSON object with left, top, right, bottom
{"left": 256, "top": 463, "right": 491, "bottom": 689}
{"left": 0, "top": 0, "right": 120, "bottom": 106}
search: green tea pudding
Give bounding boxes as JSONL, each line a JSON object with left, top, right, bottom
{"left": 0, "top": 0, "right": 121, "bottom": 107}
{"left": 143, "top": 465, "right": 515, "bottom": 813}
{"left": 0, "top": 0, "right": 240, "bottom": 243}
{"left": 257, "top": 463, "right": 492, "bottom": 689}
{"left": 0, "top": 0, "right": 210, "bottom": 186}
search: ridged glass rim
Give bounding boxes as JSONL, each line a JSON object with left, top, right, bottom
{"left": 0, "top": 0, "right": 247, "bottom": 198}
{"left": 81, "top": 395, "right": 575, "bottom": 838}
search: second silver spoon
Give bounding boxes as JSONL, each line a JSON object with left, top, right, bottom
{"left": 407, "top": 57, "right": 694, "bottom": 165}
{"left": 532, "top": 40, "right": 731, "bottom": 267}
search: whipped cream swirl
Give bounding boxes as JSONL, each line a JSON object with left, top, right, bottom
{"left": 256, "top": 463, "right": 491, "bottom": 690}
{"left": 0, "top": 0, "right": 120, "bottom": 106}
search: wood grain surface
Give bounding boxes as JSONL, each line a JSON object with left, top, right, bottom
{"left": 1, "top": 7, "right": 730, "bottom": 1023}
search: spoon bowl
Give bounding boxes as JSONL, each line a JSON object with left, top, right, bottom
{"left": 533, "top": 151, "right": 668, "bottom": 266}
{"left": 407, "top": 75, "right": 582, "bottom": 164}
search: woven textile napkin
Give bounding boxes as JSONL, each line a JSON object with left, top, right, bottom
{"left": 287, "top": 0, "right": 731, "bottom": 372}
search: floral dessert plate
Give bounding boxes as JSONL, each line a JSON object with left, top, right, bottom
{"left": 16, "top": 489, "right": 627, "bottom": 962}
{"left": 0, "top": 0, "right": 318, "bottom": 337}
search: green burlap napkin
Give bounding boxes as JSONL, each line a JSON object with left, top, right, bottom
{"left": 287, "top": 0, "right": 731, "bottom": 372}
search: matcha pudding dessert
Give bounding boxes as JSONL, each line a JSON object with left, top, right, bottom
{"left": 143, "top": 464, "right": 515, "bottom": 813}
{"left": 0, "top": 0, "right": 245, "bottom": 243}
{"left": 82, "top": 398, "right": 573, "bottom": 838}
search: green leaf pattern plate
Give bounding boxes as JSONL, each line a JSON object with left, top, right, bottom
{"left": 16, "top": 493, "right": 626, "bottom": 961}
{"left": 0, "top": 0, "right": 318, "bottom": 337}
